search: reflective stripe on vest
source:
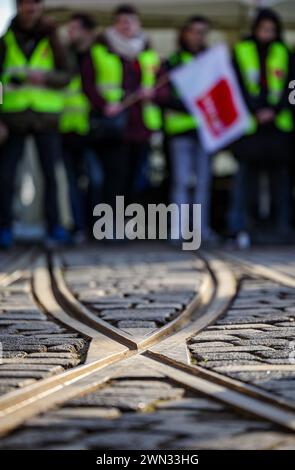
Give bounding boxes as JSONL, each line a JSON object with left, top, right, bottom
{"left": 138, "top": 49, "right": 162, "bottom": 131}
{"left": 59, "top": 76, "right": 90, "bottom": 136}
{"left": 234, "top": 40, "right": 293, "bottom": 133}
{"left": 1, "top": 29, "right": 64, "bottom": 114}
{"left": 164, "top": 51, "right": 197, "bottom": 135}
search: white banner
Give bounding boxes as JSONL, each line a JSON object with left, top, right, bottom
{"left": 170, "top": 44, "right": 251, "bottom": 153}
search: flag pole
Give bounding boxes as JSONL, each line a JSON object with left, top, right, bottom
{"left": 119, "top": 74, "right": 169, "bottom": 112}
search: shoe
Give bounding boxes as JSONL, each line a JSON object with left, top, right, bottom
{"left": 0, "top": 228, "right": 13, "bottom": 249}
{"left": 236, "top": 231, "right": 251, "bottom": 250}
{"left": 45, "top": 226, "right": 72, "bottom": 248}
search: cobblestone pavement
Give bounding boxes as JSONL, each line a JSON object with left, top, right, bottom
{"left": 1, "top": 246, "right": 295, "bottom": 450}
{"left": 231, "top": 248, "right": 295, "bottom": 279}
{"left": 188, "top": 257, "right": 295, "bottom": 403}
{"left": 63, "top": 245, "right": 204, "bottom": 337}
{"left": 0, "top": 263, "right": 88, "bottom": 395}
{"left": 1, "top": 359, "right": 295, "bottom": 450}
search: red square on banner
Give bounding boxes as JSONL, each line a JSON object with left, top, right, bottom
{"left": 196, "top": 78, "right": 239, "bottom": 137}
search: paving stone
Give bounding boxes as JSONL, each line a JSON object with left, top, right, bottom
{"left": 0, "top": 364, "right": 64, "bottom": 372}
{"left": 207, "top": 323, "right": 278, "bottom": 331}
{"left": 78, "top": 431, "right": 165, "bottom": 451}
{"left": 100, "top": 309, "right": 177, "bottom": 324}
{"left": 25, "top": 416, "right": 122, "bottom": 431}
{"left": 192, "top": 352, "right": 261, "bottom": 362}
{"left": 47, "top": 345, "right": 80, "bottom": 353}
{"left": 199, "top": 360, "right": 263, "bottom": 368}
{"left": 0, "top": 369, "right": 62, "bottom": 379}
{"left": 2, "top": 344, "right": 47, "bottom": 353}
{"left": 79, "top": 295, "right": 126, "bottom": 303}
{"left": 255, "top": 350, "right": 292, "bottom": 359}
{"left": 117, "top": 321, "right": 157, "bottom": 329}
{"left": 0, "top": 429, "right": 83, "bottom": 449}
{"left": 92, "top": 304, "right": 132, "bottom": 310}
{"left": 135, "top": 303, "right": 183, "bottom": 310}
{"left": 49, "top": 407, "right": 121, "bottom": 419}
{"left": 28, "top": 352, "right": 79, "bottom": 359}
{"left": 235, "top": 338, "right": 290, "bottom": 348}
{"left": 190, "top": 431, "right": 294, "bottom": 450}
{"left": 67, "top": 383, "right": 185, "bottom": 411}
{"left": 2, "top": 351, "right": 27, "bottom": 359}
{"left": 34, "top": 338, "right": 85, "bottom": 348}
{"left": 157, "top": 398, "right": 223, "bottom": 411}
{"left": 189, "top": 345, "right": 271, "bottom": 354}
{"left": 1, "top": 357, "right": 80, "bottom": 367}
{"left": 0, "top": 313, "right": 47, "bottom": 321}
{"left": 0, "top": 378, "right": 36, "bottom": 387}
{"left": 190, "top": 334, "right": 241, "bottom": 344}
{"left": 190, "top": 341, "right": 238, "bottom": 348}
{"left": 0, "top": 385, "right": 14, "bottom": 394}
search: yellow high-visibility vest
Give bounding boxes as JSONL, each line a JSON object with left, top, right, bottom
{"left": 235, "top": 39, "right": 294, "bottom": 133}
{"left": 164, "top": 51, "right": 198, "bottom": 136}
{"left": 60, "top": 76, "right": 90, "bottom": 136}
{"left": 91, "top": 44, "right": 162, "bottom": 131}
{"left": 1, "top": 29, "right": 64, "bottom": 114}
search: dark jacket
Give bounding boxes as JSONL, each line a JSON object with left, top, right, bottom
{"left": 0, "top": 16, "right": 71, "bottom": 133}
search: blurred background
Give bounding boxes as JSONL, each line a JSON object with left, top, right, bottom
{"left": 0, "top": 0, "right": 295, "bottom": 241}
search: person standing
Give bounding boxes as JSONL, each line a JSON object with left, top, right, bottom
{"left": 81, "top": 4, "right": 162, "bottom": 216}
{"left": 60, "top": 13, "right": 101, "bottom": 242}
{"left": 157, "top": 16, "right": 214, "bottom": 245}
{"left": 102, "top": 4, "right": 163, "bottom": 205}
{"left": 228, "top": 9, "right": 294, "bottom": 246}
{"left": 0, "top": 0, "right": 71, "bottom": 248}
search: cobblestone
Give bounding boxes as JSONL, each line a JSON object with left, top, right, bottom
{"left": 63, "top": 247, "right": 203, "bottom": 334}
{"left": 189, "top": 261, "right": 295, "bottom": 403}
{"left": 1, "top": 373, "right": 294, "bottom": 450}
{"left": 0, "top": 267, "right": 88, "bottom": 395}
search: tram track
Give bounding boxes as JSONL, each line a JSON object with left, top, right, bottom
{"left": 1, "top": 246, "right": 295, "bottom": 443}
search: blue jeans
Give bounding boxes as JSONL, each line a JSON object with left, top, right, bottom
{"left": 169, "top": 135, "right": 212, "bottom": 240}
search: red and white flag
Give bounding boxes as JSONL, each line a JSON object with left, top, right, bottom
{"left": 170, "top": 44, "right": 251, "bottom": 153}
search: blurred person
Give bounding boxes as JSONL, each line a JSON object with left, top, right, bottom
{"left": 80, "top": 4, "right": 162, "bottom": 214}
{"left": 60, "top": 13, "right": 102, "bottom": 242}
{"left": 156, "top": 16, "right": 215, "bottom": 244}
{"left": 0, "top": 0, "right": 71, "bottom": 248}
{"left": 105, "top": 4, "right": 163, "bottom": 205}
{"left": 228, "top": 8, "right": 294, "bottom": 247}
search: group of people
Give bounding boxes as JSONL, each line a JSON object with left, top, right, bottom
{"left": 0, "top": 0, "right": 294, "bottom": 249}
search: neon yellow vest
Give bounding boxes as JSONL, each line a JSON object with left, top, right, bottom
{"left": 91, "top": 44, "right": 124, "bottom": 104}
{"left": 138, "top": 50, "right": 162, "bottom": 131}
{"left": 235, "top": 40, "right": 293, "bottom": 134}
{"left": 90, "top": 44, "right": 162, "bottom": 131}
{"left": 60, "top": 76, "right": 90, "bottom": 136}
{"left": 1, "top": 29, "right": 64, "bottom": 114}
{"left": 164, "top": 51, "right": 198, "bottom": 136}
